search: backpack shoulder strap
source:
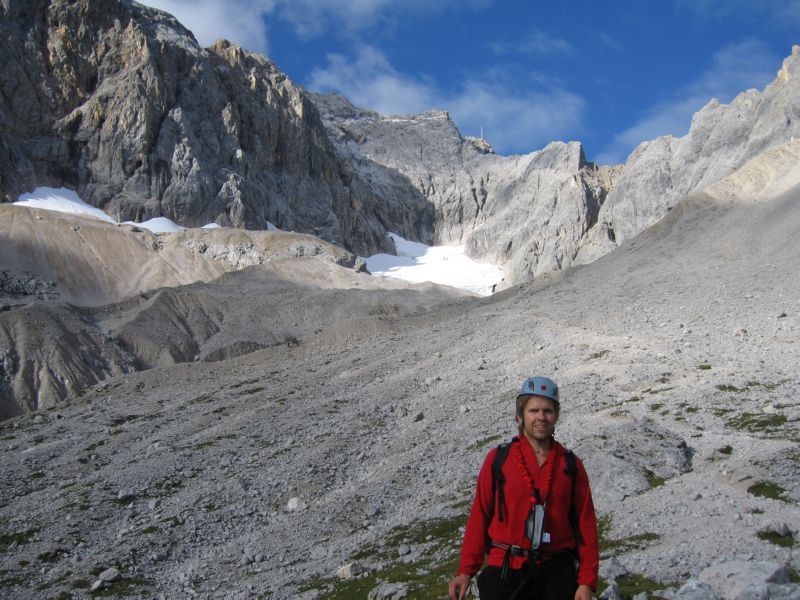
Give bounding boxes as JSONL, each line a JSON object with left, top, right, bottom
{"left": 490, "top": 439, "right": 515, "bottom": 523}
{"left": 563, "top": 449, "right": 584, "bottom": 545}
{"left": 485, "top": 438, "right": 517, "bottom": 552}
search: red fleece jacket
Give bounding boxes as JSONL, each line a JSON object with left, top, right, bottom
{"left": 457, "top": 437, "right": 599, "bottom": 590}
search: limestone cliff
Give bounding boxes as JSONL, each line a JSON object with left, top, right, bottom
{"left": 311, "top": 93, "right": 620, "bottom": 285}
{"left": 311, "top": 46, "right": 800, "bottom": 284}
{"left": 0, "top": 0, "right": 433, "bottom": 255}
{"left": 579, "top": 45, "right": 800, "bottom": 259}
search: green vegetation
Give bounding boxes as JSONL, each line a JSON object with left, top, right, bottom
{"left": 229, "top": 377, "right": 261, "bottom": 389}
{"left": 601, "top": 573, "right": 672, "bottom": 600}
{"left": 92, "top": 576, "right": 152, "bottom": 596}
{"left": 746, "top": 481, "right": 789, "bottom": 502}
{"left": 717, "top": 384, "right": 742, "bottom": 392}
{"left": 717, "top": 380, "right": 783, "bottom": 393}
{"left": 656, "top": 373, "right": 672, "bottom": 384}
{"left": 727, "top": 412, "right": 787, "bottom": 431}
{"left": 84, "top": 439, "right": 106, "bottom": 453}
{"left": 472, "top": 434, "right": 502, "bottom": 450}
{"left": 241, "top": 387, "right": 265, "bottom": 395}
{"left": 649, "top": 403, "right": 663, "bottom": 412}
{"left": 757, "top": 529, "right": 795, "bottom": 548}
{"left": 302, "top": 514, "right": 466, "bottom": 599}
{"left": 697, "top": 364, "right": 712, "bottom": 370}
{"left": 598, "top": 515, "right": 661, "bottom": 555}
{"left": 643, "top": 387, "right": 674, "bottom": 395}
{"left": 717, "top": 445, "right": 733, "bottom": 455}
{"left": 0, "top": 568, "right": 27, "bottom": 588}
{"left": 588, "top": 350, "right": 610, "bottom": 360}
{"left": 0, "top": 528, "right": 40, "bottom": 551}
{"left": 37, "top": 548, "right": 66, "bottom": 563}
{"left": 644, "top": 470, "right": 665, "bottom": 489}
{"left": 711, "top": 408, "right": 733, "bottom": 417}
{"left": 186, "top": 393, "right": 215, "bottom": 405}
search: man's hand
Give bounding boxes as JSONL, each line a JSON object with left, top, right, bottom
{"left": 574, "top": 583, "right": 593, "bottom": 600}
{"left": 448, "top": 573, "right": 471, "bottom": 600}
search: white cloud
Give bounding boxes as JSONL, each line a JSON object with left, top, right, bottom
{"left": 676, "top": 0, "right": 800, "bottom": 26}
{"left": 308, "top": 47, "right": 435, "bottom": 115}
{"left": 447, "top": 80, "right": 585, "bottom": 155}
{"left": 140, "top": 0, "right": 493, "bottom": 50}
{"left": 308, "top": 46, "right": 585, "bottom": 155}
{"left": 595, "top": 39, "right": 781, "bottom": 165}
{"left": 141, "top": 0, "right": 274, "bottom": 52}
{"left": 490, "top": 29, "right": 574, "bottom": 57}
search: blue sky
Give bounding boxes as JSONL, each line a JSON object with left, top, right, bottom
{"left": 141, "top": 0, "right": 797, "bottom": 164}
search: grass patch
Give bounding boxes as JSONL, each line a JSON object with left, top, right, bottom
{"left": 656, "top": 373, "right": 672, "bottom": 384}
{"left": 92, "top": 576, "right": 152, "bottom": 596}
{"left": 757, "top": 530, "right": 795, "bottom": 548}
{"left": 644, "top": 470, "right": 665, "bottom": 489}
{"left": 0, "top": 568, "right": 27, "bottom": 588}
{"left": 106, "top": 413, "right": 157, "bottom": 427}
{"left": 37, "top": 547, "right": 66, "bottom": 563}
{"left": 0, "top": 528, "right": 40, "bottom": 551}
{"left": 643, "top": 387, "right": 674, "bottom": 395}
{"left": 85, "top": 439, "right": 106, "bottom": 453}
{"left": 726, "top": 413, "right": 787, "bottom": 432}
{"left": 472, "top": 435, "right": 503, "bottom": 450}
{"left": 718, "top": 445, "right": 733, "bottom": 455}
{"left": 717, "top": 381, "right": 782, "bottom": 394}
{"left": 186, "top": 393, "right": 215, "bottom": 406}
{"left": 747, "top": 481, "right": 790, "bottom": 502}
{"left": 697, "top": 364, "right": 712, "bottom": 370}
{"left": 789, "top": 566, "right": 800, "bottom": 583}
{"left": 607, "top": 573, "right": 672, "bottom": 600}
{"left": 598, "top": 515, "right": 660, "bottom": 555}
{"left": 588, "top": 350, "right": 610, "bottom": 360}
{"left": 649, "top": 403, "right": 663, "bottom": 412}
{"left": 229, "top": 378, "right": 261, "bottom": 389}
{"left": 304, "top": 514, "right": 465, "bottom": 599}
{"left": 717, "top": 384, "right": 743, "bottom": 392}
{"left": 240, "top": 387, "right": 265, "bottom": 396}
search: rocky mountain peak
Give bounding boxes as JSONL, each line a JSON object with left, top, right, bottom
{"left": 0, "top": 0, "right": 434, "bottom": 255}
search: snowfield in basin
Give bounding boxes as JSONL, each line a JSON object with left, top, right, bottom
{"left": 14, "top": 188, "right": 503, "bottom": 295}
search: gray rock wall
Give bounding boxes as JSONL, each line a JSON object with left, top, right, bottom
{"left": 312, "top": 47, "right": 800, "bottom": 285}
{"left": 0, "top": 0, "right": 434, "bottom": 256}
{"left": 584, "top": 46, "right": 800, "bottom": 254}
{"left": 311, "top": 93, "right": 619, "bottom": 285}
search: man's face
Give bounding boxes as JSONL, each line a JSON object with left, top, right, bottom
{"left": 518, "top": 395, "right": 558, "bottom": 444}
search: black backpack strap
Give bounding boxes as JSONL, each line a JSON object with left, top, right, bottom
{"left": 563, "top": 449, "right": 584, "bottom": 546}
{"left": 485, "top": 438, "right": 517, "bottom": 552}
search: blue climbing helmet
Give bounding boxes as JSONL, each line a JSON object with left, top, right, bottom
{"left": 517, "top": 376, "right": 559, "bottom": 402}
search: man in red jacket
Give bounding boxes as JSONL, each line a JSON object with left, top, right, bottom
{"left": 448, "top": 376, "right": 599, "bottom": 600}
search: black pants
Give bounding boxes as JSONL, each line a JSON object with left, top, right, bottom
{"left": 476, "top": 553, "right": 577, "bottom": 600}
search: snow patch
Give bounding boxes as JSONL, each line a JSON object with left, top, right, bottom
{"left": 122, "top": 217, "right": 185, "bottom": 233}
{"left": 14, "top": 187, "right": 116, "bottom": 224}
{"left": 13, "top": 187, "right": 216, "bottom": 232}
{"left": 365, "top": 233, "right": 503, "bottom": 296}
